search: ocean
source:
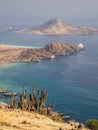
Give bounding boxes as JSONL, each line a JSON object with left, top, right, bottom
{"left": 0, "top": 29, "right": 98, "bottom": 123}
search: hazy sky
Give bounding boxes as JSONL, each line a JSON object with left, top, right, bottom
{"left": 0, "top": 0, "right": 98, "bottom": 26}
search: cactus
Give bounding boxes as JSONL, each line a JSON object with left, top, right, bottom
{"left": 10, "top": 94, "right": 16, "bottom": 109}
{"left": 38, "top": 89, "right": 41, "bottom": 99}
{"left": 32, "top": 86, "right": 35, "bottom": 98}
{"left": 22, "top": 86, "right": 25, "bottom": 98}
{"left": 47, "top": 104, "right": 52, "bottom": 115}
{"left": 9, "top": 86, "right": 55, "bottom": 116}
{"left": 51, "top": 99, "right": 55, "bottom": 109}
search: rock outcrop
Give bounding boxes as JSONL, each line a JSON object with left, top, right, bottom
{"left": 44, "top": 42, "right": 78, "bottom": 55}
{"left": 18, "top": 48, "right": 54, "bottom": 62}
{"left": 18, "top": 18, "right": 98, "bottom": 35}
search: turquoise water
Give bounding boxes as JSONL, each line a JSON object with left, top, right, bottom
{"left": 0, "top": 30, "right": 98, "bottom": 122}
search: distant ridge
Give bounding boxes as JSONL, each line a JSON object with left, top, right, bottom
{"left": 19, "top": 18, "right": 98, "bottom": 35}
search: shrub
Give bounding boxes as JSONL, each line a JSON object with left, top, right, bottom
{"left": 48, "top": 114, "right": 64, "bottom": 123}
{"left": 87, "top": 119, "right": 98, "bottom": 130}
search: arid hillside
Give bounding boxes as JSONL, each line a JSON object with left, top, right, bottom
{"left": 0, "top": 109, "right": 89, "bottom": 130}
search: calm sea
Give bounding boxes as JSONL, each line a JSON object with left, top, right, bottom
{"left": 0, "top": 30, "right": 98, "bottom": 123}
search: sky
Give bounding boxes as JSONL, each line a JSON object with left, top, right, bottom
{"left": 0, "top": 0, "right": 98, "bottom": 26}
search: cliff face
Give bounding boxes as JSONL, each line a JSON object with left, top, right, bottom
{"left": 19, "top": 18, "right": 98, "bottom": 35}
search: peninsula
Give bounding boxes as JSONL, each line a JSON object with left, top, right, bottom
{"left": 0, "top": 43, "right": 85, "bottom": 63}
{"left": 18, "top": 18, "right": 98, "bottom": 35}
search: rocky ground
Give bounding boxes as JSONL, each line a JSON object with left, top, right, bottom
{"left": 0, "top": 42, "right": 85, "bottom": 63}
{"left": 0, "top": 109, "right": 89, "bottom": 130}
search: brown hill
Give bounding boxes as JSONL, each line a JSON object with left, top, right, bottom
{"left": 19, "top": 18, "right": 98, "bottom": 35}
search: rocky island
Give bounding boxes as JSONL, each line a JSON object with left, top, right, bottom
{"left": 0, "top": 43, "right": 85, "bottom": 63}
{"left": 18, "top": 18, "right": 98, "bottom": 35}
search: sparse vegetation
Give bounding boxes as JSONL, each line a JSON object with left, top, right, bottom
{"left": 86, "top": 119, "right": 98, "bottom": 130}
{"left": 0, "top": 122, "right": 11, "bottom": 127}
{"left": 11, "top": 87, "right": 55, "bottom": 115}
{"left": 48, "top": 114, "right": 64, "bottom": 123}
{"left": 22, "top": 120, "right": 28, "bottom": 124}
{"left": 9, "top": 86, "right": 64, "bottom": 122}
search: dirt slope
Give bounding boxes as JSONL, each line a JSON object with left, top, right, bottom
{"left": 0, "top": 109, "right": 89, "bottom": 130}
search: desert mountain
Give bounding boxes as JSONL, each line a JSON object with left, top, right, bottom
{"left": 19, "top": 18, "right": 98, "bottom": 35}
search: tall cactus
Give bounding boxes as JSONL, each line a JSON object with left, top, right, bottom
{"left": 51, "top": 99, "right": 55, "bottom": 109}
{"left": 32, "top": 86, "right": 35, "bottom": 98}
{"left": 38, "top": 89, "right": 41, "bottom": 99}
{"left": 10, "top": 94, "right": 16, "bottom": 109}
{"left": 10, "top": 86, "right": 55, "bottom": 116}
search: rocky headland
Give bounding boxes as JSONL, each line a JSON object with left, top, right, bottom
{"left": 0, "top": 43, "right": 85, "bottom": 63}
{"left": 18, "top": 18, "right": 98, "bottom": 35}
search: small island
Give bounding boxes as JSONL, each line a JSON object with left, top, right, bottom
{"left": 0, "top": 42, "right": 85, "bottom": 63}
{"left": 18, "top": 18, "right": 98, "bottom": 35}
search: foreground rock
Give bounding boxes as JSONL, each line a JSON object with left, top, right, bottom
{"left": 0, "top": 88, "right": 7, "bottom": 93}
{"left": 0, "top": 43, "right": 85, "bottom": 63}
{"left": 0, "top": 109, "right": 89, "bottom": 130}
{"left": 18, "top": 18, "right": 98, "bottom": 35}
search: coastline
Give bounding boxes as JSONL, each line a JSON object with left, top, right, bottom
{"left": 0, "top": 42, "right": 85, "bottom": 63}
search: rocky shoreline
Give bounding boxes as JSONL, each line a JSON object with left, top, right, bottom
{"left": 0, "top": 42, "right": 85, "bottom": 63}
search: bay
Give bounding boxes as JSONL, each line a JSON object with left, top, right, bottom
{"left": 0, "top": 30, "right": 98, "bottom": 122}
